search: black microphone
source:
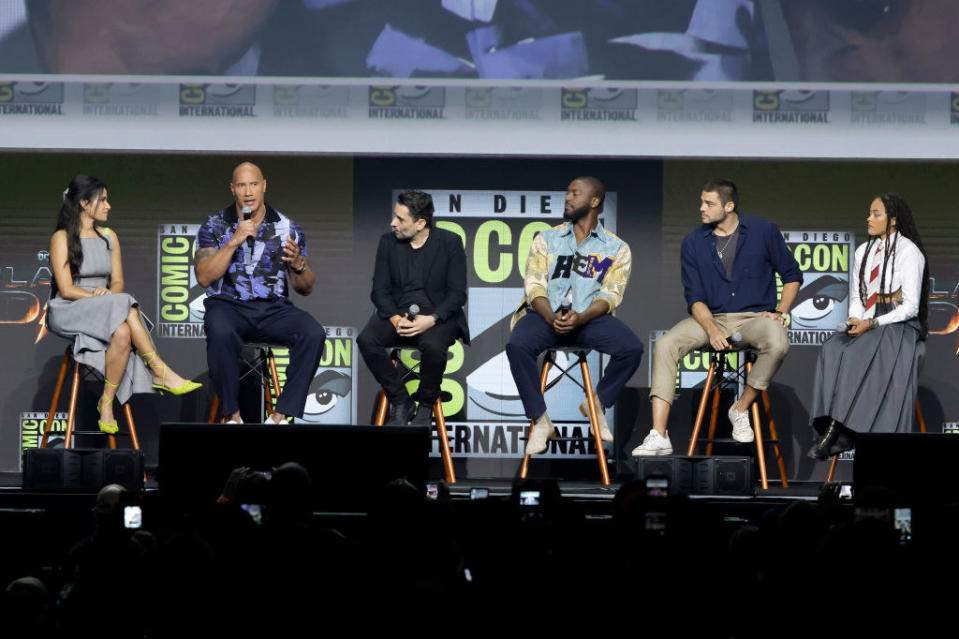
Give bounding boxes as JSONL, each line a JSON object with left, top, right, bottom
{"left": 408, "top": 304, "right": 420, "bottom": 319}
{"left": 241, "top": 206, "right": 254, "bottom": 251}
{"left": 728, "top": 332, "right": 743, "bottom": 346}
{"left": 836, "top": 322, "right": 853, "bottom": 333}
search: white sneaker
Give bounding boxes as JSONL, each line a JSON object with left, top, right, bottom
{"left": 525, "top": 413, "right": 556, "bottom": 455}
{"left": 579, "top": 395, "right": 613, "bottom": 442}
{"left": 728, "top": 406, "right": 755, "bottom": 443}
{"left": 265, "top": 413, "right": 287, "bottom": 425}
{"left": 631, "top": 429, "right": 673, "bottom": 456}
{"left": 226, "top": 419, "right": 242, "bottom": 424}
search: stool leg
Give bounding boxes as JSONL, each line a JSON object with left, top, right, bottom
{"left": 826, "top": 455, "right": 838, "bottom": 483}
{"left": 41, "top": 347, "right": 71, "bottom": 448}
{"left": 124, "top": 404, "right": 141, "bottom": 451}
{"left": 433, "top": 399, "right": 456, "bottom": 483}
{"left": 687, "top": 361, "right": 717, "bottom": 456}
{"left": 915, "top": 398, "right": 926, "bottom": 433}
{"left": 580, "top": 358, "right": 610, "bottom": 486}
{"left": 751, "top": 400, "right": 768, "bottom": 490}
{"left": 520, "top": 358, "right": 553, "bottom": 479}
{"left": 761, "top": 390, "right": 789, "bottom": 488}
{"left": 64, "top": 361, "right": 80, "bottom": 450}
{"left": 267, "top": 351, "right": 282, "bottom": 415}
{"left": 208, "top": 394, "right": 220, "bottom": 423}
{"left": 261, "top": 353, "right": 275, "bottom": 417}
{"left": 374, "top": 391, "right": 389, "bottom": 426}
{"left": 705, "top": 383, "right": 721, "bottom": 456}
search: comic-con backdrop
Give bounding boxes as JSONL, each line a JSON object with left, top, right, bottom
{"left": 1, "top": 154, "right": 957, "bottom": 480}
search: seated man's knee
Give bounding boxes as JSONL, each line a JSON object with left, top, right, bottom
{"left": 307, "top": 321, "right": 326, "bottom": 345}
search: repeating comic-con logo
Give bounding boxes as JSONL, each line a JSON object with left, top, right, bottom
{"left": 368, "top": 86, "right": 445, "bottom": 119}
{"left": 782, "top": 231, "right": 855, "bottom": 346}
{"left": 82, "top": 83, "right": 166, "bottom": 117}
{"left": 464, "top": 87, "right": 542, "bottom": 121}
{"left": 156, "top": 224, "right": 206, "bottom": 338}
{"left": 266, "top": 327, "right": 357, "bottom": 425}
{"left": 396, "top": 188, "right": 618, "bottom": 458}
{"left": 20, "top": 412, "right": 67, "bottom": 458}
{"left": 753, "top": 90, "right": 829, "bottom": 124}
{"left": 561, "top": 88, "right": 637, "bottom": 121}
{"left": 0, "top": 82, "right": 64, "bottom": 115}
{"left": 272, "top": 85, "right": 350, "bottom": 118}
{"left": 179, "top": 83, "right": 256, "bottom": 117}
{"left": 850, "top": 91, "right": 926, "bottom": 125}
{"left": 656, "top": 90, "right": 733, "bottom": 123}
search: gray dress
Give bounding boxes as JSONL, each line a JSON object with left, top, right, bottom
{"left": 810, "top": 301, "right": 924, "bottom": 434}
{"left": 46, "top": 233, "right": 154, "bottom": 404}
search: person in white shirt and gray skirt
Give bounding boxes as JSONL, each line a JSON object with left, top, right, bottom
{"left": 807, "top": 193, "right": 929, "bottom": 460}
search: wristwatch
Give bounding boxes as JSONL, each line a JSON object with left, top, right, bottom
{"left": 291, "top": 259, "right": 307, "bottom": 274}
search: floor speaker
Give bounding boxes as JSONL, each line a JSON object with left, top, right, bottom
{"left": 691, "top": 456, "right": 753, "bottom": 496}
{"left": 23, "top": 449, "right": 143, "bottom": 492}
{"left": 629, "top": 457, "right": 693, "bottom": 495}
{"left": 159, "top": 423, "right": 431, "bottom": 510}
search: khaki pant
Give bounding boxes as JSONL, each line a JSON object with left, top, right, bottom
{"left": 650, "top": 313, "right": 789, "bottom": 405}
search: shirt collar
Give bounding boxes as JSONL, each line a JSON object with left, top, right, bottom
{"left": 559, "top": 220, "right": 608, "bottom": 243}
{"left": 222, "top": 203, "right": 280, "bottom": 224}
{"left": 701, "top": 212, "right": 750, "bottom": 237}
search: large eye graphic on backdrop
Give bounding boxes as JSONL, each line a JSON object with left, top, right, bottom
{"left": 790, "top": 275, "right": 848, "bottom": 329}
{"left": 303, "top": 369, "right": 352, "bottom": 418}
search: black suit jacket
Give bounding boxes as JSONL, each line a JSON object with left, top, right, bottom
{"left": 370, "top": 227, "right": 470, "bottom": 344}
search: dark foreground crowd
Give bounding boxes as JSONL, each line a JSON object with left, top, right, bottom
{"left": 0, "top": 463, "right": 951, "bottom": 638}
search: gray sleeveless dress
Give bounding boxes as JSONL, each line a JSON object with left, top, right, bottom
{"left": 46, "top": 232, "right": 155, "bottom": 404}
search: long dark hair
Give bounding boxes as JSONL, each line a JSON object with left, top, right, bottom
{"left": 55, "top": 174, "right": 109, "bottom": 283}
{"left": 858, "top": 193, "right": 929, "bottom": 339}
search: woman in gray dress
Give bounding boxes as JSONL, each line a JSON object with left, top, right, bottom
{"left": 807, "top": 193, "right": 929, "bottom": 460}
{"left": 47, "top": 174, "right": 200, "bottom": 434}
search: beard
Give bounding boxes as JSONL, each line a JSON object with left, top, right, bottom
{"left": 563, "top": 204, "right": 590, "bottom": 222}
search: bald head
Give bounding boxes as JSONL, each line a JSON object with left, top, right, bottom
{"left": 232, "top": 161, "right": 264, "bottom": 183}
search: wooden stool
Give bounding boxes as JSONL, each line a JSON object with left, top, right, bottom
{"left": 373, "top": 347, "right": 456, "bottom": 484}
{"left": 686, "top": 346, "right": 788, "bottom": 490}
{"left": 520, "top": 347, "right": 610, "bottom": 486}
{"left": 825, "top": 398, "right": 927, "bottom": 482}
{"left": 208, "top": 343, "right": 282, "bottom": 423}
{"left": 41, "top": 345, "right": 141, "bottom": 451}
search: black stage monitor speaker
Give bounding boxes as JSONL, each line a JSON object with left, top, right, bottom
{"left": 159, "top": 423, "right": 430, "bottom": 511}
{"left": 629, "top": 457, "right": 693, "bottom": 495}
{"left": 854, "top": 433, "right": 959, "bottom": 504}
{"left": 23, "top": 448, "right": 144, "bottom": 492}
{"left": 691, "top": 456, "right": 754, "bottom": 496}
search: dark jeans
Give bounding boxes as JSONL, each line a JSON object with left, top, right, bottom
{"left": 204, "top": 296, "right": 326, "bottom": 418}
{"left": 357, "top": 315, "right": 460, "bottom": 404}
{"left": 505, "top": 312, "right": 644, "bottom": 420}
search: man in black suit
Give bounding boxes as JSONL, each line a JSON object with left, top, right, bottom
{"left": 358, "top": 190, "right": 469, "bottom": 425}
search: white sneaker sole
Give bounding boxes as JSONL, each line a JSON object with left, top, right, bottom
{"left": 732, "top": 430, "right": 755, "bottom": 443}
{"left": 631, "top": 447, "right": 673, "bottom": 457}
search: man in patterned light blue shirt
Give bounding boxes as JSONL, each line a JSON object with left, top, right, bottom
{"left": 195, "top": 162, "right": 326, "bottom": 425}
{"left": 506, "top": 177, "right": 644, "bottom": 456}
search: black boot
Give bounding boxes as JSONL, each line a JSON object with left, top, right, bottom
{"left": 386, "top": 396, "right": 415, "bottom": 425}
{"left": 410, "top": 404, "right": 433, "bottom": 426}
{"left": 828, "top": 425, "right": 855, "bottom": 456}
{"left": 807, "top": 420, "right": 839, "bottom": 461}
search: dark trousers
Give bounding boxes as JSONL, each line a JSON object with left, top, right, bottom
{"left": 505, "top": 312, "right": 644, "bottom": 420}
{"left": 204, "top": 296, "right": 326, "bottom": 419}
{"left": 357, "top": 315, "right": 459, "bottom": 404}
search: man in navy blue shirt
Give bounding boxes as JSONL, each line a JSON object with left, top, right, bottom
{"left": 633, "top": 179, "right": 802, "bottom": 456}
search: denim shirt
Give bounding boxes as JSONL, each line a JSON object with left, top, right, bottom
{"left": 512, "top": 221, "right": 631, "bottom": 327}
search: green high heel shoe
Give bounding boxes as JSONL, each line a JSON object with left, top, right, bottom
{"left": 141, "top": 351, "right": 203, "bottom": 395}
{"left": 97, "top": 380, "right": 119, "bottom": 435}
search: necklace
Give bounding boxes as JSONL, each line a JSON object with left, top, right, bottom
{"left": 716, "top": 233, "right": 735, "bottom": 259}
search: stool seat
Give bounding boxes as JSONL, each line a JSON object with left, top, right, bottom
{"left": 520, "top": 346, "right": 610, "bottom": 485}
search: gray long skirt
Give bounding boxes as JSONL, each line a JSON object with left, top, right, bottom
{"left": 46, "top": 293, "right": 155, "bottom": 405}
{"left": 809, "top": 320, "right": 924, "bottom": 434}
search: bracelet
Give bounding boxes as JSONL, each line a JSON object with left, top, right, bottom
{"left": 291, "top": 259, "right": 307, "bottom": 274}
{"left": 870, "top": 318, "right": 878, "bottom": 330}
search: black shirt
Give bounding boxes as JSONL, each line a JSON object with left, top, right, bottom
{"left": 397, "top": 236, "right": 434, "bottom": 315}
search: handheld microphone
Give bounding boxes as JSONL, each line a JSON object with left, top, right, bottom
{"left": 408, "top": 304, "right": 420, "bottom": 319}
{"left": 836, "top": 322, "right": 853, "bottom": 333}
{"left": 241, "top": 206, "right": 254, "bottom": 251}
{"left": 729, "top": 332, "right": 743, "bottom": 345}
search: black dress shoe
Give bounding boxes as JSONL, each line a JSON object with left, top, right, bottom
{"left": 386, "top": 399, "right": 415, "bottom": 425}
{"left": 807, "top": 421, "right": 839, "bottom": 461}
{"left": 410, "top": 404, "right": 433, "bottom": 426}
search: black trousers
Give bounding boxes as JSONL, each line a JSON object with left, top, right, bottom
{"left": 204, "top": 296, "right": 326, "bottom": 418}
{"left": 357, "top": 315, "right": 459, "bottom": 404}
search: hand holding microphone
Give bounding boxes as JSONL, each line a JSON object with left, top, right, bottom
{"left": 396, "top": 303, "right": 434, "bottom": 337}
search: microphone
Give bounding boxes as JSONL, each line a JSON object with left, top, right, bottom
{"left": 728, "top": 332, "right": 743, "bottom": 345}
{"left": 408, "top": 304, "right": 420, "bottom": 319}
{"left": 241, "top": 206, "right": 254, "bottom": 251}
{"left": 836, "top": 322, "right": 853, "bottom": 333}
